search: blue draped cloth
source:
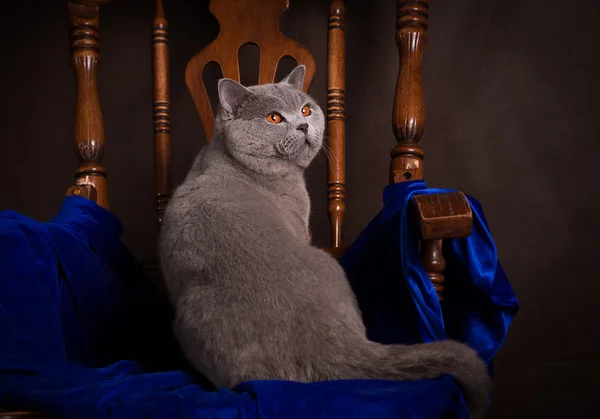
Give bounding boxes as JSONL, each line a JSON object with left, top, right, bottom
{"left": 0, "top": 185, "right": 518, "bottom": 418}
{"left": 341, "top": 181, "right": 519, "bottom": 367}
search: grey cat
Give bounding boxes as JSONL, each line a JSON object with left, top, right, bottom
{"left": 159, "top": 65, "right": 491, "bottom": 418}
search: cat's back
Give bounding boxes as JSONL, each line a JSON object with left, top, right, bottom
{"left": 174, "top": 170, "right": 258, "bottom": 211}
{"left": 160, "top": 172, "right": 276, "bottom": 299}
{"left": 168, "top": 143, "right": 267, "bottom": 216}
{"left": 164, "top": 169, "right": 276, "bottom": 243}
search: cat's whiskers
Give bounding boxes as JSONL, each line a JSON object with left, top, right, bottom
{"left": 320, "top": 140, "right": 334, "bottom": 162}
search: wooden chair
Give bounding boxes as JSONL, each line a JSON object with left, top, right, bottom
{"left": 0, "top": 0, "right": 475, "bottom": 416}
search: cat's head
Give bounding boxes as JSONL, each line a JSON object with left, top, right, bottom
{"left": 215, "top": 65, "right": 325, "bottom": 175}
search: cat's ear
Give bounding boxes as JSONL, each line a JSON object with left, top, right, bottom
{"left": 218, "top": 78, "right": 252, "bottom": 114}
{"left": 280, "top": 65, "right": 306, "bottom": 90}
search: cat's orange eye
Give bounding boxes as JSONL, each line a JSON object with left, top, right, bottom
{"left": 266, "top": 113, "right": 282, "bottom": 123}
{"left": 301, "top": 105, "right": 311, "bottom": 117}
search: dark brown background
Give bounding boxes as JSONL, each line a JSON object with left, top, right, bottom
{"left": 1, "top": 0, "right": 599, "bottom": 417}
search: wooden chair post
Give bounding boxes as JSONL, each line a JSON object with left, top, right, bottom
{"left": 327, "top": 0, "right": 346, "bottom": 250}
{"left": 65, "top": 0, "right": 109, "bottom": 208}
{"left": 0, "top": 5, "right": 110, "bottom": 416}
{"left": 391, "top": 0, "right": 472, "bottom": 300}
{"left": 152, "top": 0, "right": 172, "bottom": 225}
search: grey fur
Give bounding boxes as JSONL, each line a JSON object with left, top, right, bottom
{"left": 159, "top": 65, "right": 491, "bottom": 418}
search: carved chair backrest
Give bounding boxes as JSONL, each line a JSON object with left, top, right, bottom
{"left": 185, "top": 0, "right": 316, "bottom": 141}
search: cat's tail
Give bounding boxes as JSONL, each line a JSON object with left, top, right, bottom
{"left": 327, "top": 339, "right": 491, "bottom": 419}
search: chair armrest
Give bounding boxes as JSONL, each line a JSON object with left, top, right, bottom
{"left": 411, "top": 191, "right": 472, "bottom": 241}
{"left": 411, "top": 191, "right": 473, "bottom": 299}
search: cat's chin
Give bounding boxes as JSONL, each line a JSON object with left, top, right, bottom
{"left": 283, "top": 152, "right": 319, "bottom": 171}
{"left": 273, "top": 144, "right": 319, "bottom": 168}
{"left": 305, "top": 134, "right": 321, "bottom": 150}
{"left": 230, "top": 149, "right": 304, "bottom": 176}
{"left": 295, "top": 150, "right": 320, "bottom": 168}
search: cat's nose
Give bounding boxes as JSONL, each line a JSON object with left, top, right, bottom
{"left": 296, "top": 123, "right": 308, "bottom": 134}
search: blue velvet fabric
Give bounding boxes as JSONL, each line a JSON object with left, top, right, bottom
{"left": 340, "top": 181, "right": 520, "bottom": 368}
{"left": 0, "top": 190, "right": 517, "bottom": 418}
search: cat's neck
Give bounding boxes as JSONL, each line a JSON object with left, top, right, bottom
{"left": 197, "top": 137, "right": 311, "bottom": 231}
{"left": 203, "top": 136, "right": 303, "bottom": 182}
{"left": 199, "top": 136, "right": 309, "bottom": 209}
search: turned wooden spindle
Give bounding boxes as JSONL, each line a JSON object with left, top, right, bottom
{"left": 152, "top": 0, "right": 172, "bottom": 225}
{"left": 391, "top": 0, "right": 472, "bottom": 300}
{"left": 327, "top": 0, "right": 346, "bottom": 249}
{"left": 66, "top": 0, "right": 109, "bottom": 209}
{"left": 391, "top": 0, "right": 428, "bottom": 183}
{"left": 421, "top": 238, "right": 445, "bottom": 294}
{"left": 391, "top": 0, "right": 444, "bottom": 299}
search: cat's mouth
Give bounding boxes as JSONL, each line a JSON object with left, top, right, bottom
{"left": 275, "top": 134, "right": 318, "bottom": 159}
{"left": 305, "top": 135, "right": 320, "bottom": 149}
